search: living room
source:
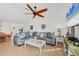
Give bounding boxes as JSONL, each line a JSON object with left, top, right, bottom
{"left": 0, "top": 3, "right": 71, "bottom": 56}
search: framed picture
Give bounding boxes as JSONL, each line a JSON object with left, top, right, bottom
{"left": 30, "top": 25, "right": 33, "bottom": 30}
{"left": 41, "top": 24, "right": 46, "bottom": 29}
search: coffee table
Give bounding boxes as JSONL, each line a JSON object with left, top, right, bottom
{"left": 24, "top": 39, "right": 46, "bottom": 55}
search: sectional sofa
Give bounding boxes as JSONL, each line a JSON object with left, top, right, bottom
{"left": 13, "top": 31, "right": 56, "bottom": 46}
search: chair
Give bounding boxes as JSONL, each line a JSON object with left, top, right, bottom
{"left": 45, "top": 32, "right": 56, "bottom": 45}
{"left": 13, "top": 32, "right": 27, "bottom": 45}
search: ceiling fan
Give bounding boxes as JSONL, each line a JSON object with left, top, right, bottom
{"left": 24, "top": 4, "right": 48, "bottom": 18}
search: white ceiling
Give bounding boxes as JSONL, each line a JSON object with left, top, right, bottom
{"left": 0, "top": 3, "right": 71, "bottom": 27}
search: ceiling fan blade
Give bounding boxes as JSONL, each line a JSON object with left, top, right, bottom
{"left": 25, "top": 8, "right": 29, "bottom": 11}
{"left": 23, "top": 13, "right": 33, "bottom": 14}
{"left": 36, "top": 8, "right": 48, "bottom": 14}
{"left": 27, "top": 4, "right": 35, "bottom": 13}
{"left": 33, "top": 15, "right": 36, "bottom": 18}
{"left": 36, "top": 13, "right": 44, "bottom": 18}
